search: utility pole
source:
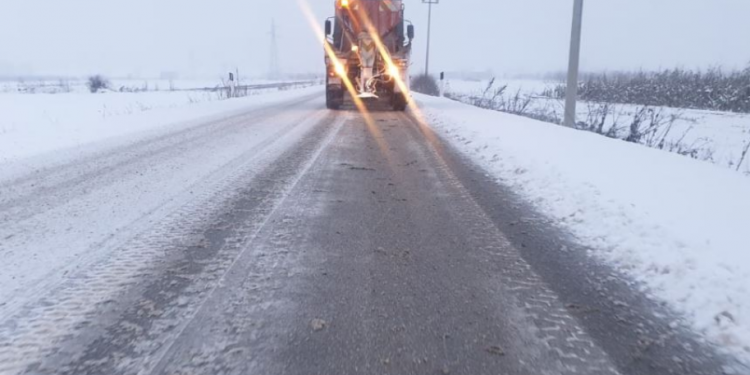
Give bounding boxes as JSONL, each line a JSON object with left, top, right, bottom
{"left": 269, "top": 19, "right": 281, "bottom": 80}
{"left": 422, "top": 0, "right": 439, "bottom": 76}
{"left": 564, "top": 0, "right": 584, "bottom": 127}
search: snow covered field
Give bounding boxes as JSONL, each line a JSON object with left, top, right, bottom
{"left": 0, "top": 83, "right": 321, "bottom": 164}
{"left": 0, "top": 77, "right": 301, "bottom": 94}
{"left": 417, "top": 94, "right": 750, "bottom": 366}
{"left": 445, "top": 79, "right": 750, "bottom": 175}
{"left": 444, "top": 78, "right": 551, "bottom": 99}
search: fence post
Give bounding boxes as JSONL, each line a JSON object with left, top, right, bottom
{"left": 439, "top": 72, "right": 445, "bottom": 97}
{"left": 228, "top": 72, "right": 236, "bottom": 98}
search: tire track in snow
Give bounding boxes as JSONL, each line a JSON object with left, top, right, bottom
{"left": 0, "top": 98, "right": 316, "bottom": 316}
{"left": 0, "top": 98, "right": 333, "bottom": 374}
{"left": 0, "top": 94, "right": 318, "bottom": 224}
{"left": 400, "top": 112, "right": 621, "bottom": 375}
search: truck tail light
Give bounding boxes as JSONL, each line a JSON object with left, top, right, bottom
{"left": 334, "top": 62, "right": 346, "bottom": 77}
{"left": 388, "top": 64, "right": 399, "bottom": 77}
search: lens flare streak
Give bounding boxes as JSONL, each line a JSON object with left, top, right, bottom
{"left": 353, "top": 6, "right": 430, "bottom": 125}
{"left": 296, "top": 0, "right": 411, "bottom": 163}
{"left": 296, "top": 0, "right": 376, "bottom": 128}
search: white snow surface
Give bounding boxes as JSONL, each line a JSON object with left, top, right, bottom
{"left": 0, "top": 85, "right": 320, "bottom": 164}
{"left": 0, "top": 89, "right": 329, "bottom": 373}
{"left": 416, "top": 94, "right": 750, "bottom": 364}
{"left": 445, "top": 79, "right": 750, "bottom": 175}
{"left": 0, "top": 87, "right": 323, "bottom": 299}
{"left": 444, "top": 78, "right": 552, "bottom": 98}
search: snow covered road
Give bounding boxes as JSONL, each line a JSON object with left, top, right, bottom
{"left": 0, "top": 91, "right": 338, "bottom": 373}
{"left": 0, "top": 91, "right": 744, "bottom": 374}
{"left": 418, "top": 94, "right": 750, "bottom": 372}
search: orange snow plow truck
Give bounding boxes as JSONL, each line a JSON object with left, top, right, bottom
{"left": 324, "top": 0, "right": 415, "bottom": 110}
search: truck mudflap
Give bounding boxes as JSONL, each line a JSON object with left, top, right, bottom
{"left": 391, "top": 91, "right": 407, "bottom": 111}
{"left": 326, "top": 75, "right": 344, "bottom": 110}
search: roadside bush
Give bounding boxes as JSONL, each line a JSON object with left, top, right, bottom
{"left": 545, "top": 66, "right": 750, "bottom": 113}
{"left": 87, "top": 75, "right": 110, "bottom": 93}
{"left": 411, "top": 74, "right": 440, "bottom": 96}
{"left": 446, "top": 78, "right": 559, "bottom": 123}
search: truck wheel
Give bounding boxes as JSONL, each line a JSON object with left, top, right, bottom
{"left": 326, "top": 98, "right": 340, "bottom": 110}
{"left": 392, "top": 92, "right": 407, "bottom": 111}
{"left": 326, "top": 89, "right": 343, "bottom": 110}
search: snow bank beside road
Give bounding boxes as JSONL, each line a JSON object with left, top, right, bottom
{"left": 417, "top": 95, "right": 750, "bottom": 364}
{"left": 0, "top": 86, "right": 321, "bottom": 164}
{"left": 446, "top": 78, "right": 750, "bottom": 175}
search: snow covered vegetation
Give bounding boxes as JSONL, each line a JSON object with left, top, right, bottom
{"left": 417, "top": 93, "right": 750, "bottom": 366}
{"left": 410, "top": 73, "right": 440, "bottom": 96}
{"left": 445, "top": 75, "right": 750, "bottom": 175}
{"left": 547, "top": 67, "right": 750, "bottom": 113}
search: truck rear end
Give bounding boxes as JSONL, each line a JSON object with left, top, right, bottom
{"left": 324, "top": 0, "right": 415, "bottom": 111}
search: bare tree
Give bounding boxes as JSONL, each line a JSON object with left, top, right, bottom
{"left": 411, "top": 74, "right": 440, "bottom": 96}
{"left": 87, "top": 75, "right": 109, "bottom": 93}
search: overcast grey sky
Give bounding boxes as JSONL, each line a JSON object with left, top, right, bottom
{"left": 1, "top": 0, "right": 749, "bottom": 78}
